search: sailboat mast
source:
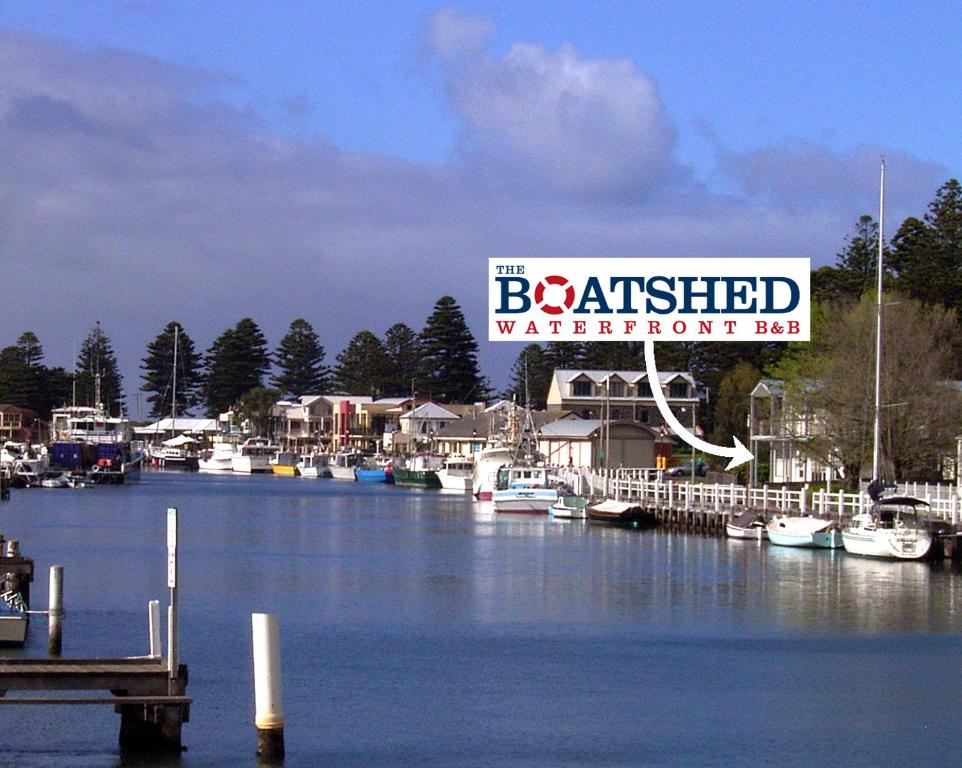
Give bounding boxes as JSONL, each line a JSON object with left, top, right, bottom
{"left": 872, "top": 159, "right": 886, "bottom": 481}
{"left": 172, "top": 324, "right": 179, "bottom": 433}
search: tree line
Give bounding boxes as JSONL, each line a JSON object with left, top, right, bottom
{"left": 0, "top": 295, "right": 488, "bottom": 421}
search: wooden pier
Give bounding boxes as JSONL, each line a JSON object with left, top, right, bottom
{"left": 563, "top": 468, "right": 962, "bottom": 556}
{"left": 0, "top": 657, "right": 190, "bottom": 750}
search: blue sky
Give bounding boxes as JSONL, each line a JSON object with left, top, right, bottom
{"left": 1, "top": 1, "right": 959, "bottom": 406}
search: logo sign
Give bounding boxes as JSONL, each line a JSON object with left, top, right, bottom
{"left": 488, "top": 258, "right": 810, "bottom": 342}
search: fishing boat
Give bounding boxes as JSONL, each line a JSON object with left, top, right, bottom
{"left": 231, "top": 437, "right": 277, "bottom": 473}
{"left": 472, "top": 444, "right": 514, "bottom": 499}
{"left": 393, "top": 454, "right": 443, "bottom": 488}
{"left": 199, "top": 441, "right": 236, "bottom": 472}
{"left": 157, "top": 435, "right": 200, "bottom": 470}
{"left": 550, "top": 494, "right": 588, "bottom": 519}
{"left": 436, "top": 456, "right": 474, "bottom": 491}
{"left": 329, "top": 448, "right": 362, "bottom": 481}
{"left": 766, "top": 515, "right": 841, "bottom": 548}
{"left": 492, "top": 464, "right": 558, "bottom": 514}
{"left": 49, "top": 400, "right": 143, "bottom": 484}
{"left": 270, "top": 451, "right": 300, "bottom": 476}
{"left": 725, "top": 511, "right": 767, "bottom": 540}
{"left": 840, "top": 161, "right": 933, "bottom": 561}
{"left": 0, "top": 590, "right": 28, "bottom": 646}
{"left": 297, "top": 453, "right": 332, "bottom": 478}
{"left": 586, "top": 499, "right": 657, "bottom": 528}
{"left": 355, "top": 456, "right": 394, "bottom": 483}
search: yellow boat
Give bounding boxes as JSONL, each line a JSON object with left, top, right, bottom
{"left": 270, "top": 451, "right": 299, "bottom": 476}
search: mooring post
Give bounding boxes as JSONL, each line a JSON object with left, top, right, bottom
{"left": 253, "top": 612, "right": 285, "bottom": 762}
{"left": 149, "top": 599, "right": 162, "bottom": 658}
{"left": 48, "top": 565, "right": 63, "bottom": 656}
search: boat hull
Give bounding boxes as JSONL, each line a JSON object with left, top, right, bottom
{"left": 355, "top": 468, "right": 390, "bottom": 482}
{"left": 841, "top": 529, "right": 932, "bottom": 559}
{"left": 725, "top": 524, "right": 767, "bottom": 540}
{"left": 393, "top": 467, "right": 441, "bottom": 488}
{"left": 271, "top": 464, "right": 298, "bottom": 476}
{"left": 550, "top": 495, "right": 588, "bottom": 519}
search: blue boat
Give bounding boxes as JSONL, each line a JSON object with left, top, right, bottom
{"left": 354, "top": 457, "right": 394, "bottom": 483}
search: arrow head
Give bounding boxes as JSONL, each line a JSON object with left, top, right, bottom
{"left": 724, "top": 437, "right": 754, "bottom": 471}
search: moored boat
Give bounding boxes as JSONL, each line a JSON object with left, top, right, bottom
{"left": 766, "top": 515, "right": 839, "bottom": 548}
{"left": 550, "top": 494, "right": 588, "bottom": 519}
{"left": 436, "top": 456, "right": 474, "bottom": 492}
{"left": 492, "top": 464, "right": 557, "bottom": 514}
{"left": 231, "top": 437, "right": 277, "bottom": 474}
{"left": 199, "top": 442, "right": 236, "bottom": 472}
{"left": 329, "top": 448, "right": 362, "bottom": 481}
{"left": 586, "top": 499, "right": 658, "bottom": 528}
{"left": 355, "top": 456, "right": 394, "bottom": 483}
{"left": 725, "top": 511, "right": 767, "bottom": 540}
{"left": 472, "top": 445, "right": 513, "bottom": 500}
{"left": 393, "top": 454, "right": 443, "bottom": 488}
{"left": 270, "top": 451, "right": 300, "bottom": 476}
{"left": 841, "top": 496, "right": 933, "bottom": 560}
{"left": 297, "top": 453, "right": 332, "bottom": 478}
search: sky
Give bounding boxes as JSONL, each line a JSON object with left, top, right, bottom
{"left": 1, "top": 1, "right": 960, "bottom": 414}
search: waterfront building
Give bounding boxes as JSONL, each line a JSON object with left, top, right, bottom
{"left": 537, "top": 418, "right": 661, "bottom": 468}
{"left": 545, "top": 369, "right": 700, "bottom": 429}
{"left": 0, "top": 404, "right": 36, "bottom": 444}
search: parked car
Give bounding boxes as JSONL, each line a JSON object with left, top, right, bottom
{"left": 666, "top": 459, "right": 707, "bottom": 477}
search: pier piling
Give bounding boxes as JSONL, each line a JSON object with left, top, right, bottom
{"left": 47, "top": 565, "right": 63, "bottom": 656}
{"left": 252, "top": 612, "right": 285, "bottom": 763}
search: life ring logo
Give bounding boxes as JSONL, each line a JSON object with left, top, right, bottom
{"left": 533, "top": 275, "right": 575, "bottom": 315}
{"left": 488, "top": 257, "right": 811, "bottom": 342}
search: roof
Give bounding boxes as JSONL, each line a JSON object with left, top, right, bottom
{"left": 555, "top": 369, "right": 696, "bottom": 385}
{"left": 400, "top": 402, "right": 461, "bottom": 420}
{"left": 538, "top": 419, "right": 656, "bottom": 439}
{"left": 437, "top": 409, "right": 572, "bottom": 439}
{"left": 134, "top": 418, "right": 219, "bottom": 434}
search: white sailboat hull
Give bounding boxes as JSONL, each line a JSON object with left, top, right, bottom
{"left": 841, "top": 529, "right": 932, "bottom": 560}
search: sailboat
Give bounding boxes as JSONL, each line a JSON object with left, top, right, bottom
{"left": 156, "top": 325, "right": 199, "bottom": 470}
{"left": 840, "top": 160, "right": 932, "bottom": 560}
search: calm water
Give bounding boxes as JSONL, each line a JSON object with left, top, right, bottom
{"left": 2, "top": 472, "right": 962, "bottom": 767}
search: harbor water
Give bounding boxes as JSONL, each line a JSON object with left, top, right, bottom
{"left": 3, "top": 472, "right": 962, "bottom": 767}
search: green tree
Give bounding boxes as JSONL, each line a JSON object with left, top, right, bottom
{"left": 15, "top": 332, "right": 43, "bottom": 367}
{"left": 204, "top": 318, "right": 271, "bottom": 416}
{"left": 504, "top": 344, "right": 552, "bottom": 409}
{"left": 271, "top": 318, "right": 328, "bottom": 398}
{"left": 382, "top": 323, "right": 421, "bottom": 397}
{"left": 141, "top": 322, "right": 203, "bottom": 419}
{"left": 890, "top": 179, "right": 962, "bottom": 313}
{"left": 709, "top": 361, "right": 760, "bottom": 475}
{"left": 580, "top": 342, "right": 637, "bottom": 370}
{"left": 543, "top": 341, "right": 585, "bottom": 371}
{"left": 75, "top": 323, "right": 125, "bottom": 415}
{"left": 0, "top": 346, "right": 34, "bottom": 409}
{"left": 332, "top": 331, "right": 391, "bottom": 396}
{"left": 237, "top": 386, "right": 282, "bottom": 438}
{"left": 417, "top": 295, "right": 487, "bottom": 402}
{"left": 800, "top": 295, "right": 961, "bottom": 484}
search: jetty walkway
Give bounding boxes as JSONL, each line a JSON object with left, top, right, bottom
{"left": 560, "top": 468, "right": 962, "bottom": 536}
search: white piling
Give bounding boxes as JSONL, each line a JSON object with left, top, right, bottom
{"left": 48, "top": 565, "right": 63, "bottom": 656}
{"left": 252, "top": 612, "right": 285, "bottom": 762}
{"left": 149, "top": 600, "right": 161, "bottom": 658}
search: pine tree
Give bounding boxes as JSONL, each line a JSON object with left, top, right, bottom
{"left": 75, "top": 323, "right": 125, "bottom": 415}
{"left": 0, "top": 346, "right": 34, "bottom": 409}
{"left": 543, "top": 342, "right": 585, "bottom": 371}
{"left": 581, "top": 342, "right": 637, "bottom": 370}
{"left": 332, "top": 331, "right": 390, "bottom": 396}
{"left": 16, "top": 332, "right": 43, "bottom": 367}
{"left": 382, "top": 323, "right": 421, "bottom": 397}
{"left": 417, "top": 295, "right": 487, "bottom": 403}
{"left": 504, "top": 344, "right": 552, "bottom": 409}
{"left": 141, "top": 322, "right": 203, "bottom": 419}
{"left": 203, "top": 318, "right": 271, "bottom": 416}
{"left": 271, "top": 319, "right": 328, "bottom": 398}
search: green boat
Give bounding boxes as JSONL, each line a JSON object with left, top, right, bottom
{"left": 393, "top": 455, "right": 443, "bottom": 488}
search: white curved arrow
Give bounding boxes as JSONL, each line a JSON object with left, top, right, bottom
{"left": 643, "top": 340, "right": 753, "bottom": 471}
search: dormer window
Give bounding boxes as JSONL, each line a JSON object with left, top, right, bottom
{"left": 637, "top": 382, "right": 653, "bottom": 397}
{"left": 572, "top": 380, "right": 592, "bottom": 396}
{"left": 608, "top": 381, "right": 625, "bottom": 397}
{"left": 669, "top": 382, "right": 689, "bottom": 398}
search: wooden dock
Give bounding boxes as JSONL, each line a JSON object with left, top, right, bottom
{"left": 0, "top": 657, "right": 190, "bottom": 750}
{"left": 562, "top": 468, "right": 962, "bottom": 555}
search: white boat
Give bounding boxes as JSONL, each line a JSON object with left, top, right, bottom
{"left": 329, "top": 449, "right": 362, "bottom": 481}
{"left": 842, "top": 496, "right": 933, "bottom": 560}
{"left": 492, "top": 464, "right": 558, "bottom": 514}
{"left": 40, "top": 470, "right": 71, "bottom": 488}
{"left": 297, "top": 453, "right": 331, "bottom": 478}
{"left": 550, "top": 494, "right": 588, "bottom": 519}
{"left": 725, "top": 511, "right": 767, "bottom": 540}
{"left": 436, "top": 456, "right": 474, "bottom": 492}
{"left": 767, "top": 515, "right": 840, "bottom": 548}
{"left": 231, "top": 437, "right": 278, "bottom": 473}
{"left": 472, "top": 445, "right": 513, "bottom": 499}
{"left": 199, "top": 442, "right": 236, "bottom": 472}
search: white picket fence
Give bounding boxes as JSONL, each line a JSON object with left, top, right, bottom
{"left": 559, "top": 468, "right": 962, "bottom": 525}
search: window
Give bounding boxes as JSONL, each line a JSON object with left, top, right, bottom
{"left": 572, "top": 380, "right": 593, "bottom": 397}
{"left": 636, "top": 409, "right": 649, "bottom": 423}
{"left": 608, "top": 381, "right": 625, "bottom": 397}
{"left": 610, "top": 408, "right": 622, "bottom": 420}
{"left": 637, "top": 382, "right": 653, "bottom": 397}
{"left": 669, "top": 382, "right": 689, "bottom": 398}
